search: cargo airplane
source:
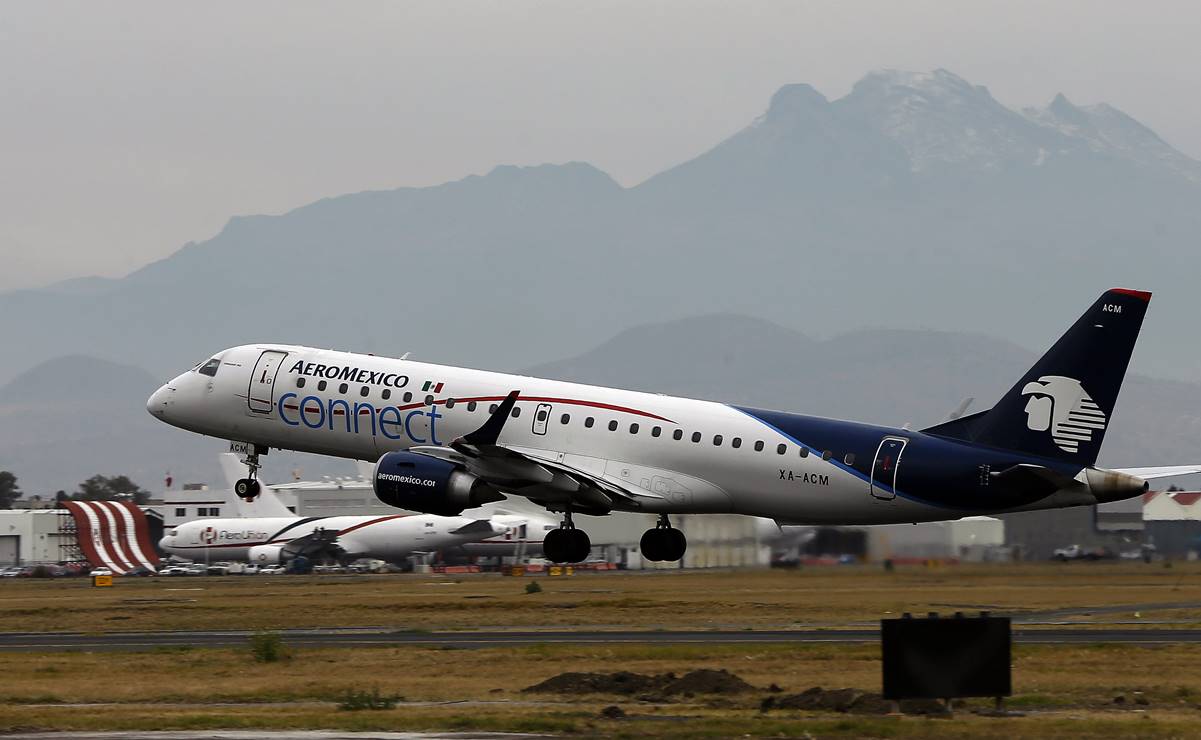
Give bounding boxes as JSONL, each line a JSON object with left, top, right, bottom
{"left": 148, "top": 289, "right": 1201, "bottom": 563}
{"left": 159, "top": 459, "right": 522, "bottom": 565}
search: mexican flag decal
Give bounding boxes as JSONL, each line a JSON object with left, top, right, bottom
{"left": 421, "top": 380, "right": 445, "bottom": 393}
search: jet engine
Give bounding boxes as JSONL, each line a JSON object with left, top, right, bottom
{"left": 373, "top": 451, "right": 503, "bottom": 516}
{"left": 248, "top": 544, "right": 284, "bottom": 564}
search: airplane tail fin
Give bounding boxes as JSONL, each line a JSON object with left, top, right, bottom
{"left": 923, "top": 288, "right": 1150, "bottom": 466}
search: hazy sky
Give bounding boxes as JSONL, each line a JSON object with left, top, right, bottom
{"left": 3, "top": 1, "right": 1199, "bottom": 292}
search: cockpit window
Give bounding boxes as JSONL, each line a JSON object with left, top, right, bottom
{"left": 198, "top": 359, "right": 220, "bottom": 377}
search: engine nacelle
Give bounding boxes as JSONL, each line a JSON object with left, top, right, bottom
{"left": 373, "top": 451, "right": 502, "bottom": 516}
{"left": 248, "top": 544, "right": 284, "bottom": 565}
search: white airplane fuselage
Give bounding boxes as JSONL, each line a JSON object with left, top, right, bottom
{"left": 160, "top": 511, "right": 503, "bottom": 563}
{"left": 148, "top": 341, "right": 1137, "bottom": 527}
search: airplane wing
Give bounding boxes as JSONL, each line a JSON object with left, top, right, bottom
{"left": 408, "top": 391, "right": 660, "bottom": 515}
{"left": 1111, "top": 465, "right": 1201, "bottom": 480}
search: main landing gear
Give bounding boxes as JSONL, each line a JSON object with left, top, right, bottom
{"left": 234, "top": 445, "right": 263, "bottom": 501}
{"left": 543, "top": 510, "right": 591, "bottom": 564}
{"left": 641, "top": 515, "right": 687, "bottom": 563}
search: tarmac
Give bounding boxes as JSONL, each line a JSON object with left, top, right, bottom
{"left": 3, "top": 626, "right": 1201, "bottom": 651}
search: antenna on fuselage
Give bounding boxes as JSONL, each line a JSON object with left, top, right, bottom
{"left": 400, "top": 352, "right": 411, "bottom": 360}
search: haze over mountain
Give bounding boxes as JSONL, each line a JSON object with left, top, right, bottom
{"left": 4, "top": 314, "right": 1198, "bottom": 496}
{"left": 2, "top": 68, "right": 1199, "bottom": 391}
{"left": 0, "top": 356, "right": 348, "bottom": 497}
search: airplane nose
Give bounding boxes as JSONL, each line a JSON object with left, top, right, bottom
{"left": 146, "top": 384, "right": 173, "bottom": 418}
{"left": 158, "top": 535, "right": 172, "bottom": 549}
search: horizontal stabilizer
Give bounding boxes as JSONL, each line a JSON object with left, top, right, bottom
{"left": 1112, "top": 465, "right": 1201, "bottom": 480}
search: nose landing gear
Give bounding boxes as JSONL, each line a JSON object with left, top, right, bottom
{"left": 640, "top": 515, "right": 687, "bottom": 563}
{"left": 234, "top": 445, "right": 265, "bottom": 501}
{"left": 543, "top": 510, "right": 591, "bottom": 564}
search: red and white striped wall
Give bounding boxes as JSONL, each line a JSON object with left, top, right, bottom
{"left": 61, "top": 501, "right": 160, "bottom": 574}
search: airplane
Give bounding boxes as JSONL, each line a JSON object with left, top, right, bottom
{"left": 147, "top": 288, "right": 1201, "bottom": 564}
{"left": 159, "top": 458, "right": 522, "bottom": 565}
{"left": 211, "top": 453, "right": 555, "bottom": 559}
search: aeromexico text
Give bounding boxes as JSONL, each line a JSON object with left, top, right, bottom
{"left": 289, "top": 361, "right": 409, "bottom": 388}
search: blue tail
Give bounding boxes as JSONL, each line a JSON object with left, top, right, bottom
{"left": 923, "top": 288, "right": 1150, "bottom": 466}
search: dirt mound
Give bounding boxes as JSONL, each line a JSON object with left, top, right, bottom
{"left": 524, "top": 669, "right": 755, "bottom": 696}
{"left": 524, "top": 671, "right": 664, "bottom": 695}
{"left": 663, "top": 669, "right": 754, "bottom": 696}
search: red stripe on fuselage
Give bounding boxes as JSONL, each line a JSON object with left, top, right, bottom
{"left": 336, "top": 514, "right": 409, "bottom": 536}
{"left": 283, "top": 396, "right": 674, "bottom": 423}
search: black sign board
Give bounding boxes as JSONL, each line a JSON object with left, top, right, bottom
{"left": 881, "top": 615, "right": 1011, "bottom": 700}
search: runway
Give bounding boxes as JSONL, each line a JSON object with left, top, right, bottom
{"left": 4, "top": 626, "right": 1201, "bottom": 651}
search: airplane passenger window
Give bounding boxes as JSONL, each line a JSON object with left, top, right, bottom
{"left": 585, "top": 417, "right": 595, "bottom": 428}
{"left": 382, "top": 389, "right": 391, "bottom": 400}
{"left": 777, "top": 444, "right": 787, "bottom": 455}
{"left": 296, "top": 377, "right": 306, "bottom": 388}
{"left": 467, "top": 401, "right": 477, "bottom": 412}
{"left": 713, "top": 434, "right": 722, "bottom": 446}
{"left": 629, "top": 423, "right": 639, "bottom": 434}
{"left": 404, "top": 392, "right": 413, "bottom": 403}
{"left": 651, "top": 426, "right": 661, "bottom": 437}
{"left": 198, "top": 358, "right": 220, "bottom": 377}
{"left": 754, "top": 441, "right": 764, "bottom": 452}
{"left": 608, "top": 420, "right": 618, "bottom": 431}
{"left": 691, "top": 432, "right": 701, "bottom": 443}
{"left": 844, "top": 453, "right": 856, "bottom": 465}
{"left": 489, "top": 404, "right": 498, "bottom": 414}
{"left": 732, "top": 437, "right": 742, "bottom": 449}
{"left": 339, "top": 383, "right": 349, "bottom": 394}
{"left": 425, "top": 395, "right": 434, "bottom": 405}
{"left": 446, "top": 399, "right": 456, "bottom": 409}
{"left": 536, "top": 408, "right": 546, "bottom": 421}
{"left": 511, "top": 406, "right": 521, "bottom": 418}
{"left": 822, "top": 450, "right": 833, "bottom": 460}
{"left": 799, "top": 447, "right": 809, "bottom": 458}
{"left": 673, "top": 429, "right": 683, "bottom": 440}
{"left": 360, "top": 386, "right": 370, "bottom": 398}
{"left": 318, "top": 381, "right": 328, "bottom": 391}
{"left": 560, "top": 413, "right": 570, "bottom": 424}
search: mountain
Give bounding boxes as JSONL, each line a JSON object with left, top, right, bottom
{"left": 2, "top": 68, "right": 1199, "bottom": 389}
{"left": 0, "top": 356, "right": 351, "bottom": 496}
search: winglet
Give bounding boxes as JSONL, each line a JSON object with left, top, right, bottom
{"left": 458, "top": 391, "right": 520, "bottom": 447}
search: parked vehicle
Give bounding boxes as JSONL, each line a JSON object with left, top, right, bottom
{"left": 206, "top": 562, "right": 233, "bottom": 576}
{"left": 157, "top": 565, "right": 190, "bottom": 576}
{"left": 258, "top": 565, "right": 287, "bottom": 575}
{"left": 89, "top": 567, "right": 114, "bottom": 576}
{"left": 1053, "top": 545, "right": 1115, "bottom": 561}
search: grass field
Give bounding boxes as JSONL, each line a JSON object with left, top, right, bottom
{"left": 4, "top": 562, "right": 1201, "bottom": 736}
{"left": 2, "top": 561, "right": 1200, "bottom": 633}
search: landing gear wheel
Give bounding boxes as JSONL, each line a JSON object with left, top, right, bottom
{"left": 567, "top": 528, "right": 591, "bottom": 563}
{"left": 544, "top": 509, "right": 590, "bottom": 564}
{"left": 640, "top": 516, "right": 687, "bottom": 563}
{"left": 543, "top": 528, "right": 568, "bottom": 563}
{"left": 665, "top": 527, "right": 687, "bottom": 561}
{"left": 640, "top": 528, "right": 664, "bottom": 562}
{"left": 235, "top": 478, "right": 261, "bottom": 501}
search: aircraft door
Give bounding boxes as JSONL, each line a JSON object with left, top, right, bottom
{"left": 870, "top": 437, "right": 907, "bottom": 501}
{"left": 248, "top": 351, "right": 288, "bottom": 414}
{"left": 532, "top": 403, "right": 552, "bottom": 436}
